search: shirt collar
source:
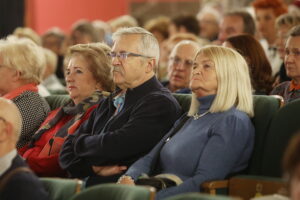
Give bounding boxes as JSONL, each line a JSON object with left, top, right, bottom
{"left": 197, "top": 94, "right": 216, "bottom": 113}
{"left": 0, "top": 149, "right": 17, "bottom": 176}
{"left": 289, "top": 80, "right": 300, "bottom": 92}
{"left": 3, "top": 84, "right": 38, "bottom": 100}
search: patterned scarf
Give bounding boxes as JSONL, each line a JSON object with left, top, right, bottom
{"left": 28, "top": 91, "right": 107, "bottom": 147}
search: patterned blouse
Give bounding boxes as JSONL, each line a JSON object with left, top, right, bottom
{"left": 9, "top": 90, "right": 50, "bottom": 149}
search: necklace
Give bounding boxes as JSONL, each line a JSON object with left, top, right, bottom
{"left": 193, "top": 111, "right": 209, "bottom": 120}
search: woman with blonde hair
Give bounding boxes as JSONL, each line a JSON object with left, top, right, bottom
{"left": 114, "top": 46, "right": 254, "bottom": 199}
{"left": 0, "top": 37, "right": 50, "bottom": 149}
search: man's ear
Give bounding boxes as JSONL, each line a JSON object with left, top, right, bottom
{"left": 11, "top": 69, "right": 21, "bottom": 82}
{"left": 145, "top": 59, "right": 156, "bottom": 73}
{"left": 0, "top": 122, "right": 12, "bottom": 142}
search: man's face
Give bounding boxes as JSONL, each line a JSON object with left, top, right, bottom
{"left": 167, "top": 43, "right": 198, "bottom": 91}
{"left": 218, "top": 15, "right": 244, "bottom": 43}
{"left": 111, "top": 34, "right": 152, "bottom": 89}
{"left": 285, "top": 36, "right": 300, "bottom": 82}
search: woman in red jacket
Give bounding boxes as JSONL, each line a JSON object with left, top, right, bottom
{"left": 20, "top": 42, "right": 114, "bottom": 177}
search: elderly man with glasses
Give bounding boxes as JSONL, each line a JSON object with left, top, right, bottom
{"left": 162, "top": 40, "right": 200, "bottom": 93}
{"left": 0, "top": 98, "right": 48, "bottom": 200}
{"left": 60, "top": 27, "right": 181, "bottom": 186}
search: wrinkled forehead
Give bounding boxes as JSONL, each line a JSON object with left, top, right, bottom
{"left": 286, "top": 36, "right": 300, "bottom": 48}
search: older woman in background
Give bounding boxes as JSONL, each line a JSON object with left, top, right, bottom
{"left": 20, "top": 43, "right": 114, "bottom": 177}
{"left": 0, "top": 37, "right": 50, "bottom": 149}
{"left": 271, "top": 25, "right": 300, "bottom": 103}
{"left": 223, "top": 34, "right": 273, "bottom": 94}
{"left": 116, "top": 46, "right": 255, "bottom": 199}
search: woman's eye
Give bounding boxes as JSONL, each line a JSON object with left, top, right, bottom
{"left": 76, "top": 70, "right": 83, "bottom": 73}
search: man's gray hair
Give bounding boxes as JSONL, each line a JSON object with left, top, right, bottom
{"left": 112, "top": 27, "right": 160, "bottom": 66}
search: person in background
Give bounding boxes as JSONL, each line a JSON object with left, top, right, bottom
{"left": 274, "top": 14, "right": 300, "bottom": 85}
{"left": 59, "top": 27, "right": 181, "bottom": 186}
{"left": 168, "top": 15, "right": 200, "bottom": 37}
{"left": 252, "top": 0, "right": 288, "bottom": 76}
{"left": 13, "top": 27, "right": 41, "bottom": 46}
{"left": 20, "top": 43, "right": 114, "bottom": 177}
{"left": 40, "top": 48, "right": 66, "bottom": 93}
{"left": 197, "top": 5, "right": 221, "bottom": 41}
{"left": 218, "top": 10, "right": 256, "bottom": 44}
{"left": 271, "top": 25, "right": 300, "bottom": 103}
{"left": 70, "top": 20, "right": 100, "bottom": 45}
{"left": 223, "top": 34, "right": 273, "bottom": 94}
{"left": 162, "top": 40, "right": 200, "bottom": 93}
{"left": 118, "top": 45, "right": 254, "bottom": 200}
{"left": 0, "top": 98, "right": 48, "bottom": 200}
{"left": 42, "top": 27, "right": 66, "bottom": 80}
{"left": 0, "top": 36, "right": 50, "bottom": 149}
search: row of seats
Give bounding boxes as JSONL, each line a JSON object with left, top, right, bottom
{"left": 41, "top": 177, "right": 233, "bottom": 200}
{"left": 44, "top": 94, "right": 300, "bottom": 200}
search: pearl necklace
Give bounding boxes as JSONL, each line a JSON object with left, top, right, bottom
{"left": 193, "top": 111, "right": 209, "bottom": 120}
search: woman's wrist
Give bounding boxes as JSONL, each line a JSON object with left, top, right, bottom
{"left": 117, "top": 175, "right": 134, "bottom": 184}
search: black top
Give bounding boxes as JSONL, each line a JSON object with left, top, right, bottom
{"left": 59, "top": 76, "right": 182, "bottom": 185}
{"left": 0, "top": 155, "right": 49, "bottom": 200}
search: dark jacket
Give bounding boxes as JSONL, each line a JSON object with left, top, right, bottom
{"left": 59, "top": 76, "right": 182, "bottom": 185}
{"left": 0, "top": 155, "right": 49, "bottom": 200}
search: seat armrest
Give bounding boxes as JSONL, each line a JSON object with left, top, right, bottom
{"left": 201, "top": 180, "right": 229, "bottom": 195}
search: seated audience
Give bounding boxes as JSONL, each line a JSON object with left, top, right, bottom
{"left": 271, "top": 25, "right": 300, "bottom": 103}
{"left": 252, "top": 0, "right": 288, "bottom": 76}
{"left": 118, "top": 45, "right": 255, "bottom": 199}
{"left": 0, "top": 98, "right": 48, "bottom": 200}
{"left": 223, "top": 34, "right": 273, "bottom": 94}
{"left": 59, "top": 27, "right": 182, "bottom": 186}
{"left": 162, "top": 40, "right": 200, "bottom": 93}
{"left": 274, "top": 14, "right": 300, "bottom": 85}
{"left": 0, "top": 37, "right": 50, "bottom": 149}
{"left": 20, "top": 43, "right": 114, "bottom": 177}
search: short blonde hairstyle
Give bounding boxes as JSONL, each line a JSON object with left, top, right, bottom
{"left": 64, "top": 43, "right": 114, "bottom": 92}
{"left": 0, "top": 36, "right": 45, "bottom": 84}
{"left": 13, "top": 27, "right": 41, "bottom": 46}
{"left": 188, "top": 45, "right": 254, "bottom": 117}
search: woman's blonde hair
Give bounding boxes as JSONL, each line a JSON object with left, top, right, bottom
{"left": 64, "top": 42, "right": 114, "bottom": 92}
{"left": 0, "top": 36, "right": 45, "bottom": 84}
{"left": 188, "top": 45, "right": 254, "bottom": 117}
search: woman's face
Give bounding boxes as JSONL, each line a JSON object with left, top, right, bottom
{"left": 255, "top": 8, "right": 277, "bottom": 44}
{"left": 65, "top": 54, "right": 99, "bottom": 105}
{"left": 190, "top": 52, "right": 218, "bottom": 97}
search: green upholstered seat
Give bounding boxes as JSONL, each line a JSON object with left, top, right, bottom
{"left": 247, "top": 95, "right": 282, "bottom": 175}
{"left": 40, "top": 178, "right": 82, "bottom": 200}
{"left": 172, "top": 93, "right": 192, "bottom": 113}
{"left": 163, "top": 193, "right": 235, "bottom": 200}
{"left": 260, "top": 98, "right": 300, "bottom": 177}
{"left": 69, "top": 183, "right": 155, "bottom": 200}
{"left": 45, "top": 95, "right": 71, "bottom": 110}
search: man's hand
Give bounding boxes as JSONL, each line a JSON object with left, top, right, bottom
{"left": 92, "top": 165, "right": 127, "bottom": 176}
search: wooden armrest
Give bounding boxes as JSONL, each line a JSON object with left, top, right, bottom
{"left": 201, "top": 180, "right": 229, "bottom": 195}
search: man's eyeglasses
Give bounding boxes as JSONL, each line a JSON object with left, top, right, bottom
{"left": 108, "top": 51, "right": 153, "bottom": 60}
{"left": 169, "top": 57, "right": 194, "bottom": 68}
